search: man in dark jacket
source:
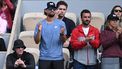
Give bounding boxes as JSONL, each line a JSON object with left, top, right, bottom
{"left": 56, "top": 1, "right": 76, "bottom": 69}
{"left": 6, "top": 39, "right": 35, "bottom": 69}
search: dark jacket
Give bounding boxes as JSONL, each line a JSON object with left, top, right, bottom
{"left": 6, "top": 51, "right": 35, "bottom": 69}
{"left": 62, "top": 17, "right": 76, "bottom": 56}
{"left": 100, "top": 27, "right": 122, "bottom": 58}
{"left": 62, "top": 17, "right": 76, "bottom": 38}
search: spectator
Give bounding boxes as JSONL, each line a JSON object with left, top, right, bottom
{"left": 100, "top": 14, "right": 122, "bottom": 69}
{"left": 104, "top": 5, "right": 122, "bottom": 29}
{"left": 3, "top": 0, "right": 14, "bottom": 33}
{"left": 34, "top": 1, "right": 67, "bottom": 69}
{"left": 0, "top": 16, "right": 7, "bottom": 51}
{"left": 6, "top": 39, "right": 35, "bottom": 69}
{"left": 110, "top": 5, "right": 122, "bottom": 69}
{"left": 0, "top": 0, "right": 7, "bottom": 51}
{"left": 56, "top": 1, "right": 76, "bottom": 69}
{"left": 70, "top": 9, "right": 100, "bottom": 69}
{"left": 56, "top": 1, "right": 75, "bottom": 39}
{"left": 111, "top": 5, "right": 122, "bottom": 27}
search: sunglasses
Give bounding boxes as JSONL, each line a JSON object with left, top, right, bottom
{"left": 114, "top": 10, "right": 122, "bottom": 12}
{"left": 59, "top": 8, "right": 66, "bottom": 11}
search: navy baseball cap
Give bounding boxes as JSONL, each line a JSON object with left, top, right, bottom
{"left": 107, "top": 14, "right": 119, "bottom": 20}
{"left": 46, "top": 2, "right": 56, "bottom": 10}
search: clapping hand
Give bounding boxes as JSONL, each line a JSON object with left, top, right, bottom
{"left": 85, "top": 35, "right": 94, "bottom": 42}
{"left": 60, "top": 27, "right": 67, "bottom": 43}
{"left": 60, "top": 27, "right": 65, "bottom": 35}
{"left": 38, "top": 24, "right": 42, "bottom": 32}
{"left": 14, "top": 58, "right": 26, "bottom": 68}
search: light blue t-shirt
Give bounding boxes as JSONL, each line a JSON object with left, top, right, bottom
{"left": 34, "top": 19, "right": 66, "bottom": 60}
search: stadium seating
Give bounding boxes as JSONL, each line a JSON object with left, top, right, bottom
{"left": 23, "top": 12, "right": 77, "bottom": 31}
{"left": 65, "top": 12, "right": 77, "bottom": 24}
{"left": 24, "top": 48, "right": 39, "bottom": 64}
{"left": 23, "top": 12, "right": 46, "bottom": 31}
{"left": 19, "top": 31, "right": 39, "bottom": 49}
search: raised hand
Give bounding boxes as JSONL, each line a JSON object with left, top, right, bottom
{"left": 60, "top": 27, "right": 65, "bottom": 34}
{"left": 38, "top": 24, "right": 42, "bottom": 32}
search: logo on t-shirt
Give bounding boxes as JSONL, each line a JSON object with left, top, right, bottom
{"left": 54, "top": 26, "right": 58, "bottom": 29}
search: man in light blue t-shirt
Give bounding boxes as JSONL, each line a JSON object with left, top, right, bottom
{"left": 34, "top": 1, "right": 67, "bottom": 69}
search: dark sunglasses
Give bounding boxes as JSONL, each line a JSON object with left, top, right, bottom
{"left": 59, "top": 8, "right": 66, "bottom": 11}
{"left": 114, "top": 10, "right": 122, "bottom": 12}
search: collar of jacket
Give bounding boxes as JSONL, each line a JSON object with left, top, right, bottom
{"left": 76, "top": 24, "right": 95, "bottom": 36}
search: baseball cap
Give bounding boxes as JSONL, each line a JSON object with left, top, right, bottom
{"left": 46, "top": 2, "right": 56, "bottom": 10}
{"left": 107, "top": 14, "right": 119, "bottom": 20}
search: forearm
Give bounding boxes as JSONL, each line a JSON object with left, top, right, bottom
{"left": 5, "top": 0, "right": 14, "bottom": 10}
{"left": 60, "top": 33, "right": 67, "bottom": 43}
{"left": 34, "top": 31, "right": 41, "bottom": 44}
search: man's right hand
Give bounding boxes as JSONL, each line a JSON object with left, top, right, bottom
{"left": 85, "top": 36, "right": 93, "bottom": 42}
{"left": 38, "top": 24, "right": 42, "bottom": 32}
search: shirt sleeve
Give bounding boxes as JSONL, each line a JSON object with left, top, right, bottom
{"left": 25, "top": 53, "right": 35, "bottom": 69}
{"left": 70, "top": 29, "right": 87, "bottom": 50}
{"left": 4, "top": 0, "right": 14, "bottom": 10}
{"left": 6, "top": 54, "right": 15, "bottom": 69}
{"left": 89, "top": 29, "right": 100, "bottom": 49}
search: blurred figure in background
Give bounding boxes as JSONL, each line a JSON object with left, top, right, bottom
{"left": 3, "top": 0, "right": 15, "bottom": 33}
{"left": 111, "top": 5, "right": 122, "bottom": 27}
{"left": 0, "top": 0, "right": 7, "bottom": 51}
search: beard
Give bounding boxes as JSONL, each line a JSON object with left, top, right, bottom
{"left": 58, "top": 13, "right": 64, "bottom": 19}
{"left": 82, "top": 20, "right": 90, "bottom": 26}
{"left": 47, "top": 11, "right": 55, "bottom": 17}
{"left": 48, "top": 14, "right": 55, "bottom": 17}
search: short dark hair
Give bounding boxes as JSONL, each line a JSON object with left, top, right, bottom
{"left": 80, "top": 9, "right": 91, "bottom": 18}
{"left": 56, "top": 1, "right": 68, "bottom": 9}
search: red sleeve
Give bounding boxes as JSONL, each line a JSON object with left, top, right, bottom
{"left": 70, "top": 29, "right": 87, "bottom": 50}
{"left": 4, "top": 0, "right": 14, "bottom": 10}
{"left": 89, "top": 28, "right": 100, "bottom": 49}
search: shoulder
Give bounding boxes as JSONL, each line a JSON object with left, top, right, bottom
{"left": 23, "top": 51, "right": 33, "bottom": 57}
{"left": 90, "top": 25, "right": 99, "bottom": 32}
{"left": 63, "top": 17, "right": 75, "bottom": 24}
{"left": 39, "top": 19, "right": 46, "bottom": 25}
{"left": 7, "top": 53, "right": 15, "bottom": 58}
{"left": 55, "top": 19, "right": 64, "bottom": 23}
{"left": 7, "top": 53, "right": 13, "bottom": 56}
{"left": 55, "top": 19, "right": 65, "bottom": 25}
{"left": 72, "top": 25, "right": 81, "bottom": 32}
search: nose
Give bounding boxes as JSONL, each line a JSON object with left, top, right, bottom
{"left": 51, "top": 9, "right": 55, "bottom": 11}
